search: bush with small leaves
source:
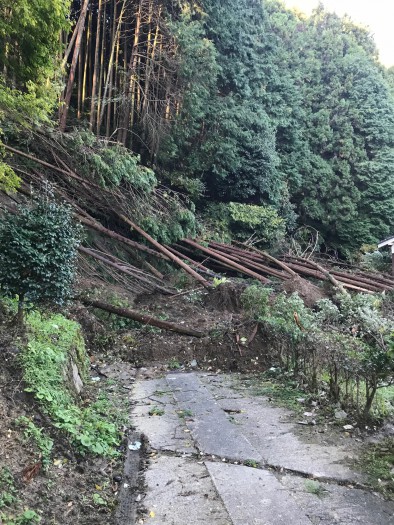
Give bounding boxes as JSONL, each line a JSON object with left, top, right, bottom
{"left": 0, "top": 198, "right": 81, "bottom": 323}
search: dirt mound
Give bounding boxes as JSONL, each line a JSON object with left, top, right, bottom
{"left": 205, "top": 281, "right": 248, "bottom": 312}
{"left": 281, "top": 275, "right": 326, "bottom": 307}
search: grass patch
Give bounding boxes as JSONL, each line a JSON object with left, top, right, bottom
{"left": 304, "top": 479, "right": 327, "bottom": 498}
{"left": 149, "top": 406, "right": 164, "bottom": 416}
{"left": 241, "top": 372, "right": 311, "bottom": 414}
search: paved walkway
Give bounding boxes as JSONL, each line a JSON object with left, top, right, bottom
{"left": 129, "top": 372, "right": 394, "bottom": 525}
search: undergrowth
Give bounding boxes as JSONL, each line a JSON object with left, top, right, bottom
{"left": 15, "top": 417, "right": 53, "bottom": 469}
{"left": 359, "top": 438, "right": 394, "bottom": 497}
{"left": 241, "top": 285, "right": 394, "bottom": 419}
{"left": 0, "top": 467, "right": 40, "bottom": 524}
{"left": 20, "top": 310, "right": 121, "bottom": 457}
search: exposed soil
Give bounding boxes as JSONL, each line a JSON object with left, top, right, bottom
{"left": 280, "top": 274, "right": 327, "bottom": 307}
{"left": 0, "top": 325, "right": 132, "bottom": 525}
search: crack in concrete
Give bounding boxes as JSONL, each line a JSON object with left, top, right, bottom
{"left": 144, "top": 443, "right": 373, "bottom": 493}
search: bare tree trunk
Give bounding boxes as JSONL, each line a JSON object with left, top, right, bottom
{"left": 60, "top": 0, "right": 90, "bottom": 132}
{"left": 81, "top": 8, "right": 92, "bottom": 118}
{"left": 80, "top": 298, "right": 205, "bottom": 337}
{"left": 118, "top": 0, "right": 143, "bottom": 145}
{"left": 99, "top": 0, "right": 126, "bottom": 131}
{"left": 90, "top": 0, "right": 103, "bottom": 131}
{"left": 96, "top": 0, "right": 107, "bottom": 134}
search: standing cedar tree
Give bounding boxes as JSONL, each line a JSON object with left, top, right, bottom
{"left": 0, "top": 198, "right": 81, "bottom": 324}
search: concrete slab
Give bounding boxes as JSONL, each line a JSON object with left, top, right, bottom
{"left": 132, "top": 377, "right": 197, "bottom": 454}
{"left": 206, "top": 462, "right": 312, "bottom": 525}
{"left": 280, "top": 474, "right": 394, "bottom": 525}
{"left": 200, "top": 374, "right": 363, "bottom": 482}
{"left": 142, "top": 455, "right": 232, "bottom": 525}
{"left": 167, "top": 373, "right": 261, "bottom": 462}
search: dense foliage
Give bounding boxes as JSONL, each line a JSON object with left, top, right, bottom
{"left": 0, "top": 0, "right": 393, "bottom": 252}
{"left": 242, "top": 285, "right": 394, "bottom": 417}
{"left": 0, "top": 199, "right": 81, "bottom": 317}
{"left": 0, "top": 0, "right": 70, "bottom": 190}
{"left": 21, "top": 309, "right": 121, "bottom": 456}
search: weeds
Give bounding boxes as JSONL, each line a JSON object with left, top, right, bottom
{"left": 359, "top": 438, "right": 394, "bottom": 496}
{"left": 0, "top": 509, "right": 41, "bottom": 524}
{"left": 168, "top": 358, "right": 182, "bottom": 370}
{"left": 16, "top": 417, "right": 53, "bottom": 469}
{"left": 0, "top": 468, "right": 17, "bottom": 509}
{"left": 177, "top": 409, "right": 193, "bottom": 418}
{"left": 149, "top": 406, "right": 164, "bottom": 416}
{"left": 20, "top": 311, "right": 121, "bottom": 457}
{"left": 244, "top": 459, "right": 259, "bottom": 468}
{"left": 304, "top": 480, "right": 327, "bottom": 498}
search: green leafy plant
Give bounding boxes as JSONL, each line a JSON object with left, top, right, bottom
{"left": 0, "top": 509, "right": 41, "bottom": 525}
{"left": 168, "top": 358, "right": 182, "bottom": 370}
{"left": 0, "top": 198, "right": 81, "bottom": 324}
{"left": 92, "top": 493, "right": 108, "bottom": 507}
{"left": 0, "top": 468, "right": 17, "bottom": 509}
{"left": 20, "top": 311, "right": 121, "bottom": 457}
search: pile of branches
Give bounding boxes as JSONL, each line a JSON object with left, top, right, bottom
{"left": 171, "top": 240, "right": 394, "bottom": 294}
{"left": 2, "top": 137, "right": 394, "bottom": 339}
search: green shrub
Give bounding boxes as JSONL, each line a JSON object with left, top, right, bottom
{"left": 241, "top": 285, "right": 394, "bottom": 417}
{"left": 202, "top": 202, "right": 285, "bottom": 244}
{"left": 0, "top": 198, "right": 81, "bottom": 322}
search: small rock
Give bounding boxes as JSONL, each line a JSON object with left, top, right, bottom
{"left": 297, "top": 398, "right": 306, "bottom": 404}
{"left": 335, "top": 410, "right": 347, "bottom": 420}
{"left": 343, "top": 424, "right": 354, "bottom": 431}
{"left": 190, "top": 359, "right": 198, "bottom": 368}
{"left": 304, "top": 412, "right": 314, "bottom": 417}
{"left": 113, "top": 475, "right": 122, "bottom": 483}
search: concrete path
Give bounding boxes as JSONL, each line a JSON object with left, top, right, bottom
{"left": 131, "top": 372, "right": 394, "bottom": 525}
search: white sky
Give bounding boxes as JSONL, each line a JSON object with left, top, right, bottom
{"left": 281, "top": 0, "right": 394, "bottom": 67}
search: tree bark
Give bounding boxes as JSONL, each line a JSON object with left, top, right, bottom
{"left": 90, "top": 0, "right": 103, "bottom": 131}
{"left": 119, "top": 215, "right": 210, "bottom": 288}
{"left": 80, "top": 298, "right": 205, "bottom": 337}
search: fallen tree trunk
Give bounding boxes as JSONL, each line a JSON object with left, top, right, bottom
{"left": 233, "top": 241, "right": 297, "bottom": 277}
{"left": 81, "top": 298, "right": 206, "bottom": 337}
{"left": 208, "top": 242, "right": 288, "bottom": 280}
{"left": 208, "top": 242, "right": 287, "bottom": 280}
{"left": 183, "top": 239, "right": 271, "bottom": 284}
{"left": 120, "top": 215, "right": 211, "bottom": 289}
{"left": 77, "top": 214, "right": 168, "bottom": 260}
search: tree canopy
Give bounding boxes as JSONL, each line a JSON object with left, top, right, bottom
{"left": 1, "top": 0, "right": 394, "bottom": 254}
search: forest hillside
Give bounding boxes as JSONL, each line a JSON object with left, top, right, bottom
{"left": 1, "top": 1, "right": 394, "bottom": 522}
{"left": 1, "top": 0, "right": 394, "bottom": 255}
